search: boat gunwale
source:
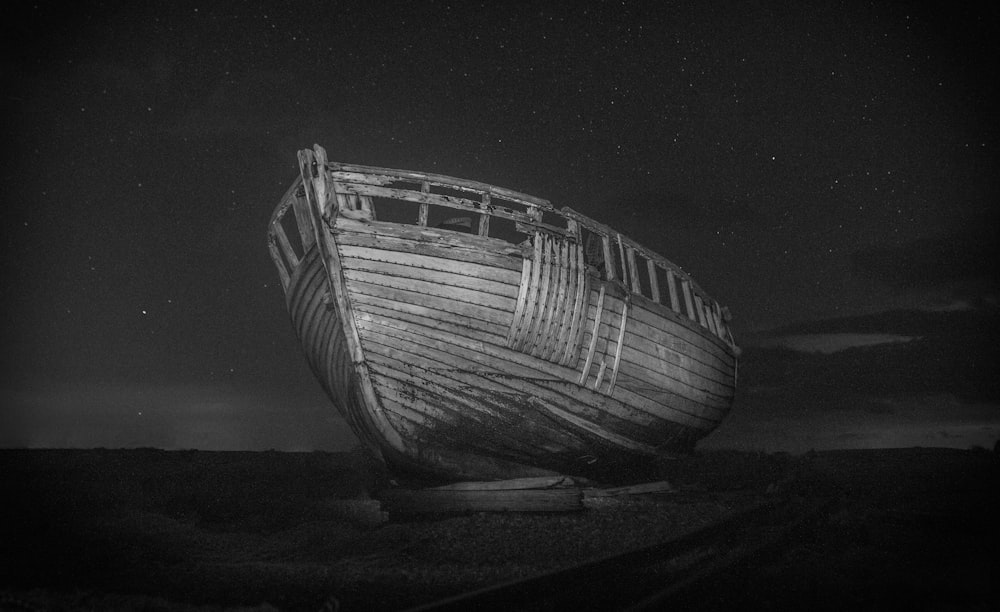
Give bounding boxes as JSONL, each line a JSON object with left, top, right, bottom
{"left": 267, "top": 156, "right": 738, "bottom": 352}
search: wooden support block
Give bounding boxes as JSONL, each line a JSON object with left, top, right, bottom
{"left": 379, "top": 485, "right": 583, "bottom": 514}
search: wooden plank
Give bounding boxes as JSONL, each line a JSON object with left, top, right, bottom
{"left": 342, "top": 269, "right": 517, "bottom": 313}
{"left": 338, "top": 244, "right": 520, "bottom": 285}
{"left": 625, "top": 301, "right": 737, "bottom": 366}
{"left": 583, "top": 480, "right": 674, "bottom": 498}
{"left": 364, "top": 349, "right": 678, "bottom": 442}
{"left": 353, "top": 285, "right": 729, "bottom": 425}
{"left": 379, "top": 487, "right": 583, "bottom": 514}
{"left": 340, "top": 256, "right": 520, "bottom": 300}
{"left": 431, "top": 476, "right": 577, "bottom": 491}
{"left": 615, "top": 345, "right": 736, "bottom": 402}
{"left": 363, "top": 334, "right": 718, "bottom": 431}
{"left": 617, "top": 328, "right": 736, "bottom": 387}
{"left": 338, "top": 182, "right": 574, "bottom": 238}
{"left": 364, "top": 340, "right": 684, "bottom": 433}
{"left": 348, "top": 277, "right": 514, "bottom": 327}
{"left": 335, "top": 226, "right": 526, "bottom": 270}
{"left": 352, "top": 297, "right": 508, "bottom": 346}
{"left": 328, "top": 162, "right": 552, "bottom": 208}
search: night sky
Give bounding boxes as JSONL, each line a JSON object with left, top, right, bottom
{"left": 2, "top": 1, "right": 997, "bottom": 452}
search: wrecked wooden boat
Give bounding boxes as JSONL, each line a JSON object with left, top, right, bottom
{"left": 268, "top": 144, "right": 739, "bottom": 482}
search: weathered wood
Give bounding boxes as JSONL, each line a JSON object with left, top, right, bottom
{"left": 607, "top": 299, "right": 629, "bottom": 394}
{"left": 579, "top": 285, "right": 606, "bottom": 385}
{"left": 268, "top": 148, "right": 740, "bottom": 482}
{"left": 648, "top": 258, "right": 660, "bottom": 304}
{"left": 431, "top": 476, "right": 578, "bottom": 491}
{"left": 583, "top": 480, "right": 674, "bottom": 498}
{"left": 379, "top": 487, "right": 583, "bottom": 514}
{"left": 329, "top": 162, "right": 552, "bottom": 209}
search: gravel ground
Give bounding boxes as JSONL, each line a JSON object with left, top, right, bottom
{"left": 2, "top": 447, "right": 996, "bottom": 611}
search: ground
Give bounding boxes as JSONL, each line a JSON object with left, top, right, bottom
{"left": 2, "top": 446, "right": 997, "bottom": 611}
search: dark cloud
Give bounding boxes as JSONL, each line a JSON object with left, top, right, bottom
{"left": 851, "top": 221, "right": 1000, "bottom": 290}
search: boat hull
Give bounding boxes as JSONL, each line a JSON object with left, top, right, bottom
{"left": 284, "top": 218, "right": 735, "bottom": 481}
{"left": 270, "top": 147, "right": 739, "bottom": 482}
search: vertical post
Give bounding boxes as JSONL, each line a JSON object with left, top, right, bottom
{"left": 666, "top": 269, "right": 680, "bottom": 313}
{"left": 601, "top": 236, "right": 615, "bottom": 281}
{"left": 648, "top": 259, "right": 660, "bottom": 304}
{"left": 682, "top": 280, "right": 696, "bottom": 321}
{"left": 418, "top": 181, "right": 430, "bottom": 226}
{"left": 626, "top": 247, "right": 641, "bottom": 295}
{"left": 478, "top": 192, "right": 491, "bottom": 236}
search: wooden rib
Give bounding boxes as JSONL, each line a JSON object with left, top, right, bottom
{"left": 537, "top": 239, "right": 569, "bottom": 360}
{"left": 507, "top": 257, "right": 533, "bottom": 346}
{"left": 524, "top": 234, "right": 555, "bottom": 352}
{"left": 548, "top": 241, "right": 577, "bottom": 361}
{"left": 607, "top": 299, "right": 629, "bottom": 394}
{"left": 511, "top": 235, "right": 543, "bottom": 351}
{"left": 547, "top": 243, "right": 577, "bottom": 362}
{"left": 561, "top": 246, "right": 590, "bottom": 366}
{"left": 594, "top": 360, "right": 608, "bottom": 390}
{"left": 579, "top": 285, "right": 606, "bottom": 385}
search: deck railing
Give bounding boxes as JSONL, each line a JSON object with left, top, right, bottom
{"left": 268, "top": 160, "right": 736, "bottom": 348}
